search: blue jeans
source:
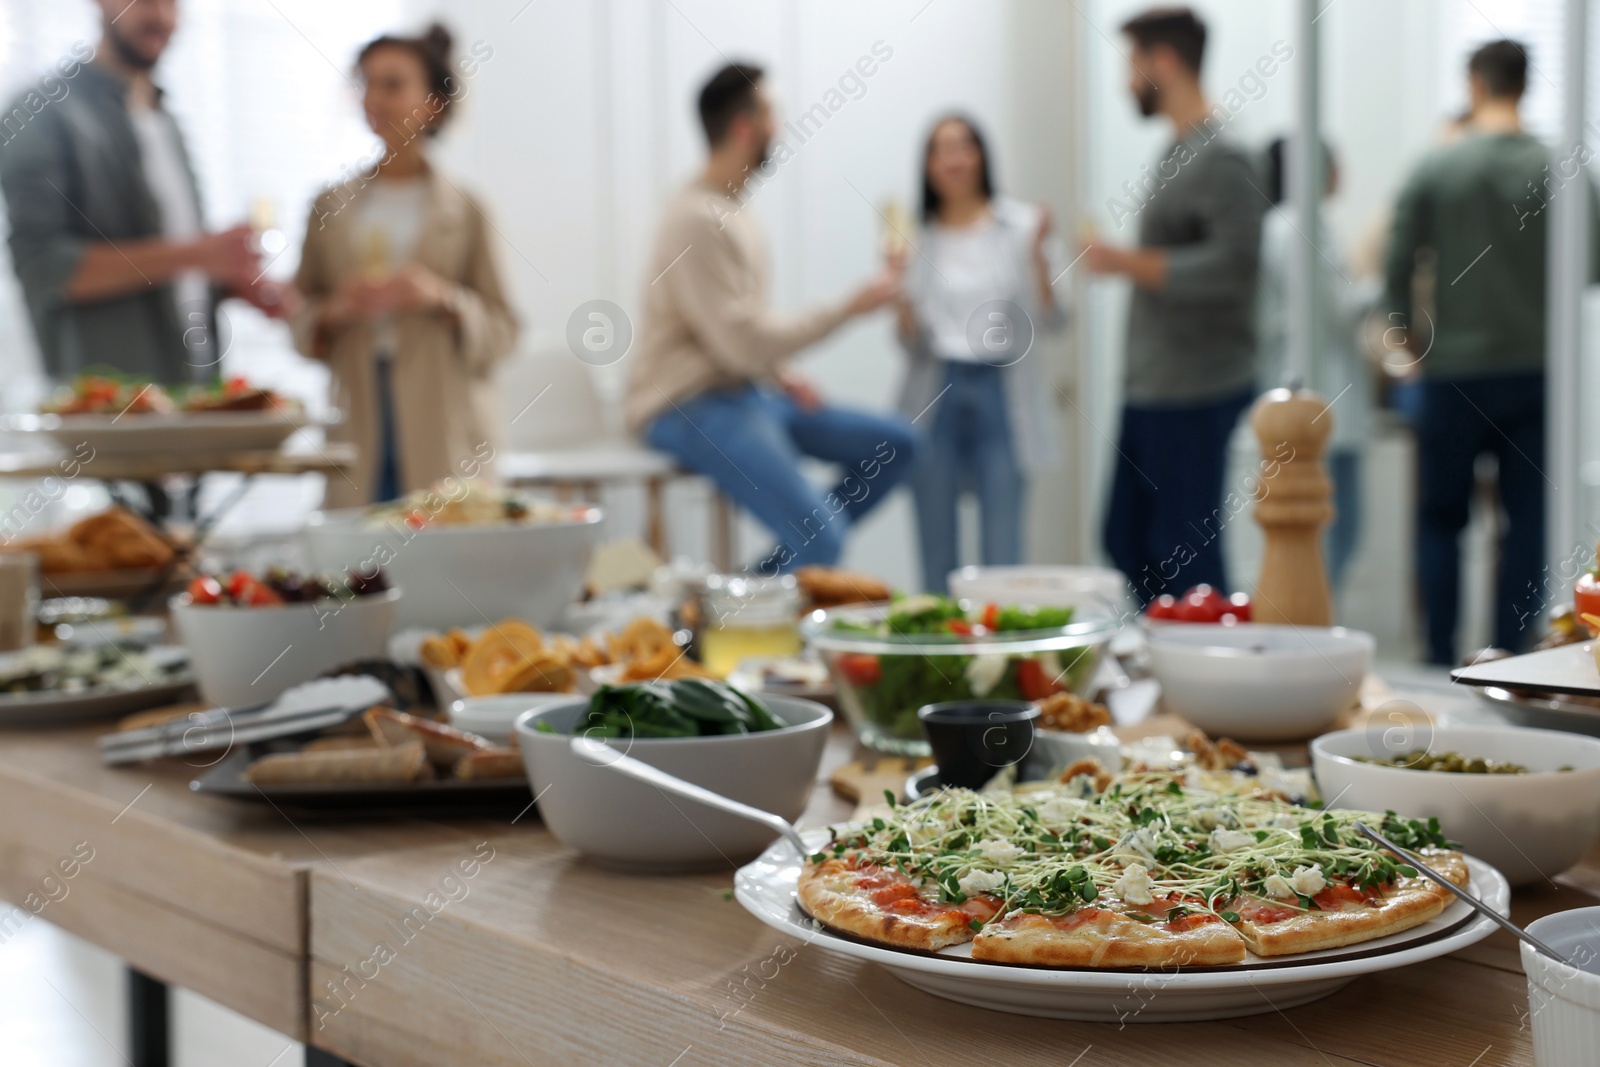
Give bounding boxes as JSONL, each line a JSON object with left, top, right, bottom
{"left": 1414, "top": 373, "right": 1545, "bottom": 663}
{"left": 912, "top": 361, "right": 1025, "bottom": 593}
{"left": 1326, "top": 448, "right": 1362, "bottom": 592}
{"left": 373, "top": 355, "right": 402, "bottom": 504}
{"left": 645, "top": 385, "right": 917, "bottom": 571}
{"left": 1103, "top": 389, "right": 1254, "bottom": 605}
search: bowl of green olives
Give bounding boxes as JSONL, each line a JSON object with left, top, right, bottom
{"left": 1312, "top": 725, "right": 1600, "bottom": 886}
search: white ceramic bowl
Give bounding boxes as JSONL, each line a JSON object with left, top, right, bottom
{"left": 1523, "top": 908, "right": 1600, "bottom": 1065}
{"left": 1024, "top": 726, "right": 1124, "bottom": 776}
{"left": 1312, "top": 725, "right": 1600, "bottom": 886}
{"left": 948, "top": 565, "right": 1131, "bottom": 616}
{"left": 169, "top": 588, "right": 400, "bottom": 708}
{"left": 448, "top": 692, "right": 573, "bottom": 743}
{"left": 514, "top": 694, "right": 832, "bottom": 871}
{"left": 302, "top": 506, "right": 604, "bottom": 630}
{"left": 1145, "top": 623, "right": 1373, "bottom": 742}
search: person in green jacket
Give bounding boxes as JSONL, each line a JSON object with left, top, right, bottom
{"left": 1384, "top": 39, "right": 1578, "bottom": 663}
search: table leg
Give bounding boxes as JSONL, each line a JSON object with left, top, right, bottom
{"left": 711, "top": 491, "right": 735, "bottom": 571}
{"left": 305, "top": 1050, "right": 357, "bottom": 1067}
{"left": 645, "top": 476, "right": 667, "bottom": 560}
{"left": 127, "top": 967, "right": 169, "bottom": 1067}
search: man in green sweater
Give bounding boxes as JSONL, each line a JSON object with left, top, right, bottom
{"left": 1384, "top": 40, "right": 1559, "bottom": 663}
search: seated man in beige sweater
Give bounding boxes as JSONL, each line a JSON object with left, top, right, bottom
{"left": 626, "top": 63, "right": 916, "bottom": 573}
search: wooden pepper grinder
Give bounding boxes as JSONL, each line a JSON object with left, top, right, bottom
{"left": 1251, "top": 387, "right": 1334, "bottom": 626}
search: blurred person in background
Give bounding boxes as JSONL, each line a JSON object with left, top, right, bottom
{"left": 0, "top": 0, "right": 291, "bottom": 386}
{"left": 1384, "top": 40, "right": 1585, "bottom": 662}
{"left": 292, "top": 24, "right": 517, "bottom": 507}
{"left": 1256, "top": 137, "right": 1373, "bottom": 593}
{"left": 897, "top": 115, "right": 1063, "bottom": 593}
{"left": 1084, "top": 7, "right": 1264, "bottom": 603}
{"left": 627, "top": 63, "right": 916, "bottom": 572}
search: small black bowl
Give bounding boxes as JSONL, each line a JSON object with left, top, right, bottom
{"left": 917, "top": 700, "right": 1039, "bottom": 790}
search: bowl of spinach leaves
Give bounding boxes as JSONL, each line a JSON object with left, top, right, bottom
{"left": 513, "top": 681, "right": 831, "bottom": 870}
{"left": 801, "top": 595, "right": 1118, "bottom": 756}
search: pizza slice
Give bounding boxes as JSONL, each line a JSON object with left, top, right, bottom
{"left": 797, "top": 855, "right": 1004, "bottom": 951}
{"left": 1219, "top": 850, "right": 1467, "bottom": 956}
{"left": 971, "top": 894, "right": 1247, "bottom": 967}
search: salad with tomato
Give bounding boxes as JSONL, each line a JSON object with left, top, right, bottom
{"left": 805, "top": 595, "right": 1111, "bottom": 752}
{"left": 184, "top": 566, "right": 390, "bottom": 608}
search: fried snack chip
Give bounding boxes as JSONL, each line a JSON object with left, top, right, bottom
{"left": 1035, "top": 692, "right": 1112, "bottom": 734}
{"left": 428, "top": 614, "right": 708, "bottom": 696}
{"left": 503, "top": 652, "right": 574, "bottom": 693}
{"left": 461, "top": 621, "right": 549, "bottom": 696}
{"left": 419, "top": 634, "right": 462, "bottom": 669}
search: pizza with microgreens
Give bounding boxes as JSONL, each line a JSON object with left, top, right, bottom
{"left": 795, "top": 771, "right": 1465, "bottom": 968}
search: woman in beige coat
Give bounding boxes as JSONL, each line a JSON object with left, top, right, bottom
{"left": 292, "top": 24, "right": 517, "bottom": 508}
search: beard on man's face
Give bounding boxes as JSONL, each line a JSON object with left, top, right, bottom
{"left": 1135, "top": 81, "right": 1160, "bottom": 118}
{"left": 107, "top": 22, "right": 164, "bottom": 71}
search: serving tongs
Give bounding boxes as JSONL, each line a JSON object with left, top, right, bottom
{"left": 1354, "top": 821, "right": 1572, "bottom": 965}
{"left": 99, "top": 674, "right": 393, "bottom": 766}
{"left": 570, "top": 736, "right": 810, "bottom": 857}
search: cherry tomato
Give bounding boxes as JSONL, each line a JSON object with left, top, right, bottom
{"left": 1227, "top": 592, "right": 1252, "bottom": 622}
{"left": 1576, "top": 572, "right": 1600, "bottom": 635}
{"left": 404, "top": 508, "right": 428, "bottom": 531}
{"left": 224, "top": 570, "right": 255, "bottom": 603}
{"left": 835, "top": 653, "right": 881, "bottom": 687}
{"left": 945, "top": 618, "right": 974, "bottom": 636}
{"left": 243, "top": 581, "right": 283, "bottom": 607}
{"left": 1015, "top": 658, "right": 1061, "bottom": 701}
{"left": 186, "top": 575, "right": 222, "bottom": 605}
{"left": 1144, "top": 594, "right": 1179, "bottom": 620}
{"left": 1174, "top": 584, "right": 1228, "bottom": 623}
{"left": 980, "top": 602, "right": 1000, "bottom": 630}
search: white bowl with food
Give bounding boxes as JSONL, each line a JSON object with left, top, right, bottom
{"left": 171, "top": 587, "right": 400, "bottom": 708}
{"left": 514, "top": 689, "right": 831, "bottom": 871}
{"left": 1312, "top": 725, "right": 1600, "bottom": 886}
{"left": 948, "top": 565, "right": 1130, "bottom": 615}
{"left": 448, "top": 692, "right": 572, "bottom": 744}
{"left": 303, "top": 497, "right": 604, "bottom": 630}
{"left": 1146, "top": 623, "right": 1373, "bottom": 742}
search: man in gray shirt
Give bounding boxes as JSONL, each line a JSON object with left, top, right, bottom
{"left": 1085, "top": 7, "right": 1264, "bottom": 604}
{"left": 0, "top": 0, "right": 291, "bottom": 385}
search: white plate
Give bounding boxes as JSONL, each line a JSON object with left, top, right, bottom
{"left": 734, "top": 831, "right": 1507, "bottom": 1022}
{"left": 0, "top": 645, "right": 194, "bottom": 727}
{"left": 3, "top": 411, "right": 308, "bottom": 454}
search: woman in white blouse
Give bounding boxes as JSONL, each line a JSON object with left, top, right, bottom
{"left": 897, "top": 116, "right": 1064, "bottom": 593}
{"left": 292, "top": 24, "right": 517, "bottom": 506}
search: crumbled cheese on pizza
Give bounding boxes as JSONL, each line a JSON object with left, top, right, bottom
{"left": 1209, "top": 828, "right": 1254, "bottom": 853}
{"left": 1036, "top": 795, "right": 1085, "bottom": 824}
{"left": 1289, "top": 865, "right": 1326, "bottom": 897}
{"left": 958, "top": 869, "right": 1007, "bottom": 897}
{"left": 1112, "top": 863, "right": 1156, "bottom": 906}
{"left": 1113, "top": 826, "right": 1160, "bottom": 863}
{"left": 964, "top": 654, "right": 1009, "bottom": 698}
{"left": 1194, "top": 807, "right": 1236, "bottom": 831}
{"left": 975, "top": 838, "right": 1026, "bottom": 864}
{"left": 1270, "top": 813, "right": 1300, "bottom": 830}
{"left": 1264, "top": 873, "right": 1297, "bottom": 900}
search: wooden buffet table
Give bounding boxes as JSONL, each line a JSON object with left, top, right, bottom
{"left": 0, "top": 699, "right": 1589, "bottom": 1066}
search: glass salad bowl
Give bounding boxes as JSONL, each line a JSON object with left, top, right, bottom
{"left": 799, "top": 596, "right": 1120, "bottom": 756}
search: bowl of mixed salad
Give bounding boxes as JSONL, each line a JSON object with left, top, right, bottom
{"left": 800, "top": 595, "right": 1119, "bottom": 755}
